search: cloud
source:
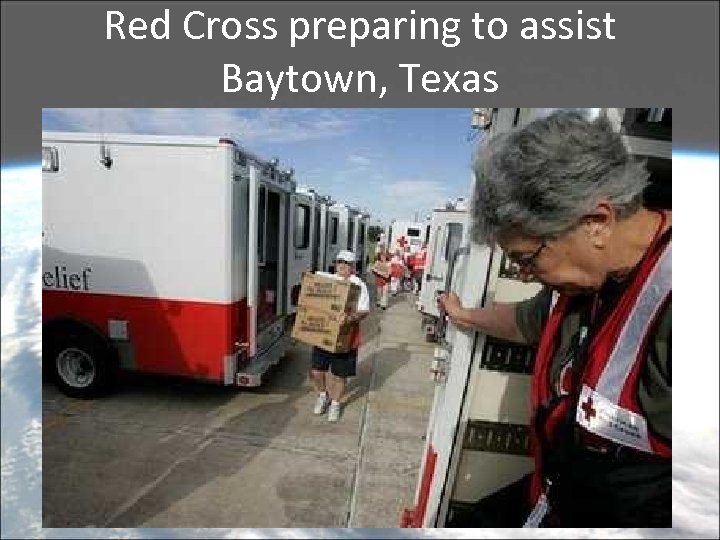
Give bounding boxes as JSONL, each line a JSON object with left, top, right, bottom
{"left": 382, "top": 179, "right": 448, "bottom": 199}
{"left": 42, "top": 109, "right": 361, "bottom": 144}
{"left": 347, "top": 155, "right": 372, "bottom": 167}
{"left": 382, "top": 179, "right": 455, "bottom": 216}
{"left": 1, "top": 166, "right": 41, "bottom": 249}
{"left": 339, "top": 178, "right": 465, "bottom": 224}
{"left": 1, "top": 419, "right": 42, "bottom": 539}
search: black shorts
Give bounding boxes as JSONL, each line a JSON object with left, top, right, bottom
{"left": 311, "top": 347, "right": 358, "bottom": 378}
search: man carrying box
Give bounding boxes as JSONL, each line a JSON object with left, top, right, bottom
{"left": 372, "top": 250, "right": 391, "bottom": 310}
{"left": 311, "top": 250, "right": 370, "bottom": 422}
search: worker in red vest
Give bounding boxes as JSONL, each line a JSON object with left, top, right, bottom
{"left": 389, "top": 249, "right": 405, "bottom": 296}
{"left": 403, "top": 247, "right": 415, "bottom": 291}
{"left": 439, "top": 111, "right": 671, "bottom": 527}
{"left": 412, "top": 243, "right": 428, "bottom": 295}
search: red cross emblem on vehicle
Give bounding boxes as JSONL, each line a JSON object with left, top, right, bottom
{"left": 581, "top": 396, "right": 597, "bottom": 421}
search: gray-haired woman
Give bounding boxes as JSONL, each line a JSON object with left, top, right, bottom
{"left": 439, "top": 110, "right": 671, "bottom": 527}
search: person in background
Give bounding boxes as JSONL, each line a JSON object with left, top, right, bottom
{"left": 389, "top": 249, "right": 405, "bottom": 296}
{"left": 310, "top": 250, "right": 370, "bottom": 422}
{"left": 439, "top": 110, "right": 671, "bottom": 527}
{"left": 412, "top": 243, "right": 428, "bottom": 295}
{"left": 404, "top": 247, "right": 416, "bottom": 292}
{"left": 373, "top": 250, "right": 391, "bottom": 310}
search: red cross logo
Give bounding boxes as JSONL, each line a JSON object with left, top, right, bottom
{"left": 581, "top": 397, "right": 597, "bottom": 421}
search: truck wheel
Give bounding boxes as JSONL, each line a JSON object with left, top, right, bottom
{"left": 46, "top": 326, "right": 117, "bottom": 399}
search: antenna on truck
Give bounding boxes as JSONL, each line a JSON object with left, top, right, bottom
{"left": 98, "top": 109, "right": 113, "bottom": 169}
{"left": 100, "top": 144, "right": 113, "bottom": 169}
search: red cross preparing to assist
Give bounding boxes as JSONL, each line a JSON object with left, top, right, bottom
{"left": 581, "top": 397, "right": 597, "bottom": 421}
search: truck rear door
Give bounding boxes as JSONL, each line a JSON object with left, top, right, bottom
{"left": 287, "top": 191, "right": 314, "bottom": 311}
{"left": 423, "top": 214, "right": 467, "bottom": 318}
{"left": 325, "top": 210, "right": 340, "bottom": 272}
{"left": 248, "top": 162, "right": 290, "bottom": 358}
{"left": 436, "top": 249, "right": 542, "bottom": 527}
{"left": 405, "top": 228, "right": 493, "bottom": 527}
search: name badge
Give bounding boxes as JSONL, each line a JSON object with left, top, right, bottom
{"left": 576, "top": 385, "right": 652, "bottom": 453}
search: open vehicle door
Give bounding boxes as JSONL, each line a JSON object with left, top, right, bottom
{"left": 287, "top": 191, "right": 314, "bottom": 311}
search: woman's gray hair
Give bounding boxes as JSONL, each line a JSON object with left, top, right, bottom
{"left": 471, "top": 109, "right": 650, "bottom": 245}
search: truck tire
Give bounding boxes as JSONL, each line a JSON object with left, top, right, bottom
{"left": 45, "top": 323, "right": 117, "bottom": 399}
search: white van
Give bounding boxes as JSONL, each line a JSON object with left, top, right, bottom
{"left": 42, "top": 132, "right": 313, "bottom": 396}
{"left": 418, "top": 198, "right": 470, "bottom": 341}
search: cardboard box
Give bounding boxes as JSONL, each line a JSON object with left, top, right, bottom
{"left": 296, "top": 272, "right": 361, "bottom": 314}
{"left": 291, "top": 306, "right": 353, "bottom": 353}
{"left": 372, "top": 261, "right": 391, "bottom": 279}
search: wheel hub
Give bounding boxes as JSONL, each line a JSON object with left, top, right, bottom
{"left": 56, "top": 347, "right": 96, "bottom": 388}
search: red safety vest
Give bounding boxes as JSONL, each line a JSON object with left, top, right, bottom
{"left": 414, "top": 249, "right": 427, "bottom": 271}
{"left": 526, "top": 236, "right": 672, "bottom": 525}
{"left": 390, "top": 257, "right": 404, "bottom": 278}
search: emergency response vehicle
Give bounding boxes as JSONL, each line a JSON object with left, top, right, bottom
{"left": 41, "top": 132, "right": 371, "bottom": 398}
{"left": 402, "top": 107, "right": 671, "bottom": 527}
{"left": 295, "top": 185, "right": 334, "bottom": 273}
{"left": 326, "top": 203, "right": 370, "bottom": 274}
{"left": 388, "top": 219, "right": 431, "bottom": 255}
{"left": 418, "top": 197, "right": 470, "bottom": 341}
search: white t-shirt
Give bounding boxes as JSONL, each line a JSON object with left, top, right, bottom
{"left": 348, "top": 274, "right": 370, "bottom": 313}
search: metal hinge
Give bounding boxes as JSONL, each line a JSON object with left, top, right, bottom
{"left": 480, "top": 337, "right": 535, "bottom": 374}
{"left": 430, "top": 346, "right": 450, "bottom": 383}
{"left": 462, "top": 420, "right": 531, "bottom": 456}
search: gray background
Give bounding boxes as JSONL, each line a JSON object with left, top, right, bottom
{"left": 1, "top": 1, "right": 719, "bottom": 160}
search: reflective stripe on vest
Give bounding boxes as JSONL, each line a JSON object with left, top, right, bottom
{"left": 596, "top": 243, "right": 672, "bottom": 402}
{"left": 576, "top": 243, "right": 671, "bottom": 452}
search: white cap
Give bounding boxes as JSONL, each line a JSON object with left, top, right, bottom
{"left": 336, "top": 250, "right": 356, "bottom": 264}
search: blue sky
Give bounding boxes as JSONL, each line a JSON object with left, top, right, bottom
{"left": 42, "top": 108, "right": 477, "bottom": 225}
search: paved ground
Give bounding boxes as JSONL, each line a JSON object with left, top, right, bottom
{"left": 42, "top": 287, "right": 436, "bottom": 529}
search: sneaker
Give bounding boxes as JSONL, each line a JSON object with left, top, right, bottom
{"left": 313, "top": 392, "right": 330, "bottom": 415}
{"left": 327, "top": 401, "right": 342, "bottom": 422}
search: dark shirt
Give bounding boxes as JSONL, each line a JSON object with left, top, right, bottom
{"left": 515, "top": 280, "right": 671, "bottom": 441}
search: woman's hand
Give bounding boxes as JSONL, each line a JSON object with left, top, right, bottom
{"left": 437, "top": 291, "right": 463, "bottom": 321}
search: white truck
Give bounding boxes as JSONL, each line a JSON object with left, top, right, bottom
{"left": 388, "top": 219, "right": 431, "bottom": 255}
{"left": 402, "top": 107, "right": 672, "bottom": 527}
{"left": 42, "top": 132, "right": 315, "bottom": 397}
{"left": 326, "top": 203, "right": 370, "bottom": 274}
{"left": 295, "top": 185, "right": 334, "bottom": 273}
{"left": 418, "top": 197, "right": 470, "bottom": 341}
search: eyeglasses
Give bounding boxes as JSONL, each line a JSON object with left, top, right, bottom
{"left": 507, "top": 240, "right": 547, "bottom": 273}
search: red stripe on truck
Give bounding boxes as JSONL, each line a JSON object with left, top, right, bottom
{"left": 401, "top": 444, "right": 438, "bottom": 527}
{"left": 43, "top": 290, "right": 248, "bottom": 383}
